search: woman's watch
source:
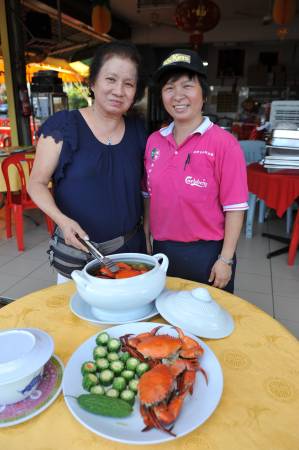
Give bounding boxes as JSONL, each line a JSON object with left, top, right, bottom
{"left": 218, "top": 255, "right": 234, "bottom": 266}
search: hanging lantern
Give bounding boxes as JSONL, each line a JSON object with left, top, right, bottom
{"left": 276, "top": 27, "right": 288, "bottom": 40}
{"left": 272, "top": 0, "right": 295, "bottom": 41}
{"left": 189, "top": 31, "right": 204, "bottom": 50}
{"left": 91, "top": 0, "right": 112, "bottom": 34}
{"left": 175, "top": 0, "right": 220, "bottom": 37}
{"left": 272, "top": 0, "right": 296, "bottom": 25}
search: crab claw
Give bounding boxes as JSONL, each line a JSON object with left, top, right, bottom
{"left": 172, "top": 326, "right": 204, "bottom": 358}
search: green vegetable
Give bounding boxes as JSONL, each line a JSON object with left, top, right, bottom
{"left": 95, "top": 332, "right": 109, "bottom": 346}
{"left": 106, "top": 388, "right": 119, "bottom": 398}
{"left": 120, "top": 389, "right": 135, "bottom": 405}
{"left": 112, "top": 376, "right": 126, "bottom": 392}
{"left": 82, "top": 373, "right": 98, "bottom": 391}
{"left": 126, "top": 357, "right": 139, "bottom": 371}
{"left": 121, "top": 369, "right": 135, "bottom": 381}
{"left": 128, "top": 379, "right": 139, "bottom": 393}
{"left": 136, "top": 362, "right": 150, "bottom": 377}
{"left": 81, "top": 361, "right": 97, "bottom": 375}
{"left": 119, "top": 351, "right": 130, "bottom": 363}
{"left": 110, "top": 360, "right": 125, "bottom": 375}
{"left": 95, "top": 358, "right": 109, "bottom": 371}
{"left": 98, "top": 369, "right": 114, "bottom": 386}
{"left": 107, "top": 338, "right": 121, "bottom": 352}
{"left": 93, "top": 346, "right": 107, "bottom": 359}
{"left": 90, "top": 384, "right": 105, "bottom": 395}
{"left": 77, "top": 394, "right": 133, "bottom": 417}
{"left": 107, "top": 352, "right": 119, "bottom": 362}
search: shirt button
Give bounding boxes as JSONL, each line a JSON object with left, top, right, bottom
{"left": 149, "top": 169, "right": 152, "bottom": 173}
{"left": 174, "top": 151, "right": 178, "bottom": 155}
{"left": 151, "top": 163, "right": 154, "bottom": 167}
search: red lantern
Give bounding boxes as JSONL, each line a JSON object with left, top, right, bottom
{"left": 272, "top": 0, "right": 296, "bottom": 25}
{"left": 91, "top": 0, "right": 112, "bottom": 34}
{"left": 272, "top": 0, "right": 295, "bottom": 41}
{"left": 175, "top": 0, "right": 220, "bottom": 33}
{"left": 276, "top": 27, "right": 288, "bottom": 40}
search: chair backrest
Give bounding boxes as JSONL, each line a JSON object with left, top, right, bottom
{"left": 1, "top": 152, "right": 35, "bottom": 204}
{"left": 239, "top": 140, "right": 266, "bottom": 165}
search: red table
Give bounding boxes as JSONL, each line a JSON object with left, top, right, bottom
{"left": 247, "top": 163, "right": 299, "bottom": 265}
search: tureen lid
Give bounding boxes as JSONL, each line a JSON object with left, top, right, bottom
{"left": 155, "top": 287, "right": 234, "bottom": 339}
{"left": 0, "top": 328, "right": 54, "bottom": 385}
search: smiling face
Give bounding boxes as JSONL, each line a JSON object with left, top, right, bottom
{"left": 91, "top": 55, "right": 137, "bottom": 117}
{"left": 161, "top": 74, "right": 204, "bottom": 125}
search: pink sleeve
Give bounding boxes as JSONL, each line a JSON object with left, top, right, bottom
{"left": 216, "top": 140, "right": 249, "bottom": 208}
{"left": 141, "top": 138, "right": 151, "bottom": 198}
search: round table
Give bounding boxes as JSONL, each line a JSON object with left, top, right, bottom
{"left": 0, "top": 279, "right": 299, "bottom": 450}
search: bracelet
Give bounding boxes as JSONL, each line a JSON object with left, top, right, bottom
{"left": 218, "top": 254, "right": 234, "bottom": 266}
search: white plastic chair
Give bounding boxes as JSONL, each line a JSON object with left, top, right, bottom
{"left": 239, "top": 140, "right": 267, "bottom": 238}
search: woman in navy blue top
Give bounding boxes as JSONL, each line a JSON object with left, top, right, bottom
{"left": 28, "top": 42, "right": 147, "bottom": 279}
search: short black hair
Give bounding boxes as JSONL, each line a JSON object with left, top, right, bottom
{"left": 89, "top": 41, "right": 146, "bottom": 103}
{"left": 158, "top": 68, "right": 210, "bottom": 100}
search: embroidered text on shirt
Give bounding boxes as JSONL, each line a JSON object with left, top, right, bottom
{"left": 193, "top": 150, "right": 214, "bottom": 157}
{"left": 185, "top": 176, "right": 208, "bottom": 188}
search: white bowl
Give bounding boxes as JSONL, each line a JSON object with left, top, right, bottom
{"left": 156, "top": 287, "right": 234, "bottom": 339}
{"left": 0, "top": 328, "right": 54, "bottom": 405}
{"left": 71, "top": 252, "right": 169, "bottom": 322}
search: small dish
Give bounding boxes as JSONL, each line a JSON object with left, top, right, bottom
{"left": 0, "top": 328, "right": 54, "bottom": 405}
{"left": 0, "top": 355, "right": 63, "bottom": 427}
{"left": 70, "top": 292, "right": 159, "bottom": 325}
{"left": 156, "top": 287, "right": 234, "bottom": 339}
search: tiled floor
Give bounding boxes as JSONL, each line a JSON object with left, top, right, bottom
{"left": 0, "top": 207, "right": 298, "bottom": 338}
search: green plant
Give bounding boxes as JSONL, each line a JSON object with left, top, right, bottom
{"left": 64, "top": 83, "right": 90, "bottom": 110}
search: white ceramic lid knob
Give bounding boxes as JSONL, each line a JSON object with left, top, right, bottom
{"left": 191, "top": 288, "right": 212, "bottom": 303}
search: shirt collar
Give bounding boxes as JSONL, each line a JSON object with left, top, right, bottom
{"left": 159, "top": 116, "right": 213, "bottom": 137}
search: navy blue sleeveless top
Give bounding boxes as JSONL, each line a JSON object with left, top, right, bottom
{"left": 38, "top": 110, "right": 146, "bottom": 242}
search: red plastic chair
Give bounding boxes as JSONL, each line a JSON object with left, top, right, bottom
{"left": 288, "top": 208, "right": 299, "bottom": 266}
{"left": 1, "top": 152, "right": 54, "bottom": 251}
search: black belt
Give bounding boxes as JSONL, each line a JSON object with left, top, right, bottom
{"left": 54, "top": 222, "right": 141, "bottom": 255}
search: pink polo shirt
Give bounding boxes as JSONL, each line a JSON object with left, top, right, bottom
{"left": 143, "top": 117, "right": 248, "bottom": 242}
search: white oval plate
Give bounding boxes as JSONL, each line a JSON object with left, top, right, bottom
{"left": 63, "top": 322, "right": 223, "bottom": 445}
{"left": 69, "top": 292, "right": 159, "bottom": 325}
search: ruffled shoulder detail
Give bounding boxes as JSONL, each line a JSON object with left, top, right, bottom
{"left": 37, "top": 110, "right": 78, "bottom": 151}
{"left": 38, "top": 110, "right": 79, "bottom": 184}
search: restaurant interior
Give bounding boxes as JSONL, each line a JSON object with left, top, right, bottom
{"left": 0, "top": 1, "right": 299, "bottom": 448}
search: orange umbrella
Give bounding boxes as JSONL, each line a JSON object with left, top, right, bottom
{"left": 26, "top": 57, "right": 85, "bottom": 83}
{"left": 0, "top": 57, "right": 86, "bottom": 84}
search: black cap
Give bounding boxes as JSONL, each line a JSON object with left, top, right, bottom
{"left": 154, "top": 49, "right": 207, "bottom": 82}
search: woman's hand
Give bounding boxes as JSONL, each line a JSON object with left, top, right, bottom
{"left": 58, "top": 218, "right": 89, "bottom": 252}
{"left": 208, "top": 259, "right": 232, "bottom": 289}
{"left": 145, "top": 236, "right": 152, "bottom": 255}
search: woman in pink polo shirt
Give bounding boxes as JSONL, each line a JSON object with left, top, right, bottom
{"left": 143, "top": 49, "right": 248, "bottom": 293}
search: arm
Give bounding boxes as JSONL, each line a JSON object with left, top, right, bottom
{"left": 27, "top": 136, "right": 88, "bottom": 251}
{"left": 208, "top": 210, "right": 244, "bottom": 289}
{"left": 143, "top": 197, "right": 152, "bottom": 255}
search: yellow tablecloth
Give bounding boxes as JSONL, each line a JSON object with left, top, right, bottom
{"left": 0, "top": 278, "right": 298, "bottom": 450}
